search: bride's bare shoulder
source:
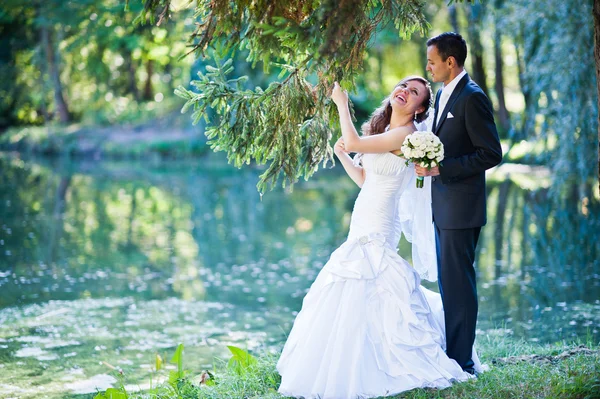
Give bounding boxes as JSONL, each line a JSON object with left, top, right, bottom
{"left": 386, "top": 125, "right": 416, "bottom": 136}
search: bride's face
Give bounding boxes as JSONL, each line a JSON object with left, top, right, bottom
{"left": 390, "top": 80, "right": 427, "bottom": 115}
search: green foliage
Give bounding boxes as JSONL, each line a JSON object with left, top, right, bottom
{"left": 94, "top": 388, "right": 128, "bottom": 399}
{"left": 136, "top": 0, "right": 429, "bottom": 191}
{"left": 226, "top": 345, "right": 257, "bottom": 375}
{"left": 177, "top": 53, "right": 336, "bottom": 191}
{"left": 169, "top": 343, "right": 186, "bottom": 384}
{"left": 176, "top": 0, "right": 429, "bottom": 68}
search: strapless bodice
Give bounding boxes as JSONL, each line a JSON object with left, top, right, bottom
{"left": 348, "top": 153, "right": 415, "bottom": 245}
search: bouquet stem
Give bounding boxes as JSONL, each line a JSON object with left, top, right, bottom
{"left": 416, "top": 176, "right": 424, "bottom": 188}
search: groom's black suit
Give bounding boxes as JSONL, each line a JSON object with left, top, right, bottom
{"left": 431, "top": 73, "right": 502, "bottom": 371}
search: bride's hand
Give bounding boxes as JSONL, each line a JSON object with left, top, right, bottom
{"left": 331, "top": 82, "right": 348, "bottom": 108}
{"left": 334, "top": 137, "right": 347, "bottom": 155}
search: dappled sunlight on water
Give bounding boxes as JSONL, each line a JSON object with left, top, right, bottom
{"left": 0, "top": 154, "right": 598, "bottom": 397}
{"left": 0, "top": 296, "right": 290, "bottom": 395}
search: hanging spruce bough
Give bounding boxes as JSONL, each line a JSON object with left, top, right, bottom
{"left": 128, "top": 0, "right": 429, "bottom": 191}
{"left": 175, "top": 55, "right": 336, "bottom": 191}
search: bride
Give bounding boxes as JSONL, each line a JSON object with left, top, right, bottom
{"left": 277, "top": 77, "right": 483, "bottom": 399}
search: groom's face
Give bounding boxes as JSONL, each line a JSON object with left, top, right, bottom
{"left": 426, "top": 45, "right": 450, "bottom": 84}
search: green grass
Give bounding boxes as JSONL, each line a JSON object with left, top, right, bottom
{"left": 94, "top": 338, "right": 600, "bottom": 399}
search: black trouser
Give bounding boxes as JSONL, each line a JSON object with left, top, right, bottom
{"left": 435, "top": 224, "right": 481, "bottom": 371}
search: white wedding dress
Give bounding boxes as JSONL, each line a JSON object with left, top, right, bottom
{"left": 277, "top": 152, "right": 483, "bottom": 399}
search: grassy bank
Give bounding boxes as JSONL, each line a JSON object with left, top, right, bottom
{"left": 93, "top": 337, "right": 600, "bottom": 399}
{"left": 0, "top": 112, "right": 209, "bottom": 160}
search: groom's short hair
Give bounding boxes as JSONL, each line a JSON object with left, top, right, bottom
{"left": 427, "top": 32, "right": 467, "bottom": 67}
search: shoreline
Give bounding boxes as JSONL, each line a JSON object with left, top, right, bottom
{"left": 0, "top": 117, "right": 209, "bottom": 160}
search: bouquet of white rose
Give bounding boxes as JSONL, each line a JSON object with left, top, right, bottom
{"left": 400, "top": 131, "right": 445, "bottom": 188}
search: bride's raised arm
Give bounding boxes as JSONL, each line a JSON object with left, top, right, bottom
{"left": 331, "top": 82, "right": 413, "bottom": 154}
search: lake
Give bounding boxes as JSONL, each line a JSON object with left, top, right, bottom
{"left": 0, "top": 153, "right": 598, "bottom": 398}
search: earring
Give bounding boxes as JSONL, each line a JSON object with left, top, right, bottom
{"left": 414, "top": 111, "right": 418, "bottom": 121}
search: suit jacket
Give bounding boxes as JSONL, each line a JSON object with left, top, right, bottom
{"left": 431, "top": 74, "right": 503, "bottom": 229}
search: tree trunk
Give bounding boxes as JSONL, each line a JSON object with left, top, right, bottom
{"left": 412, "top": 34, "right": 428, "bottom": 77}
{"left": 594, "top": 0, "right": 600, "bottom": 190}
{"left": 448, "top": 4, "right": 460, "bottom": 34}
{"left": 466, "top": 5, "right": 489, "bottom": 97}
{"left": 37, "top": 53, "right": 50, "bottom": 123}
{"left": 143, "top": 59, "right": 154, "bottom": 101}
{"left": 124, "top": 49, "right": 140, "bottom": 101}
{"left": 494, "top": 21, "right": 510, "bottom": 135}
{"left": 41, "top": 24, "right": 70, "bottom": 123}
{"left": 164, "top": 62, "right": 173, "bottom": 92}
{"left": 376, "top": 47, "right": 383, "bottom": 92}
{"left": 514, "top": 39, "right": 532, "bottom": 141}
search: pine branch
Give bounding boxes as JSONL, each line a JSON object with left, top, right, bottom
{"left": 176, "top": 56, "right": 339, "bottom": 192}
{"left": 129, "top": 0, "right": 429, "bottom": 191}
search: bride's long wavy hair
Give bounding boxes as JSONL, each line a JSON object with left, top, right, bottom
{"left": 361, "top": 76, "right": 433, "bottom": 136}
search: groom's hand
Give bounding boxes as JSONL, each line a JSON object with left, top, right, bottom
{"left": 415, "top": 165, "right": 440, "bottom": 177}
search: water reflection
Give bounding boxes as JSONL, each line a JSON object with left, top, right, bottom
{"left": 0, "top": 154, "right": 598, "bottom": 397}
{"left": 476, "top": 178, "right": 600, "bottom": 341}
{"left": 0, "top": 155, "right": 353, "bottom": 310}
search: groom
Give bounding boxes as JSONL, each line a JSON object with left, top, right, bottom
{"left": 416, "top": 32, "right": 503, "bottom": 374}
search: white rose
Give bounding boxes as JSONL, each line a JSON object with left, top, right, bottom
{"left": 427, "top": 152, "right": 435, "bottom": 159}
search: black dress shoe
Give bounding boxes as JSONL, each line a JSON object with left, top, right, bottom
{"left": 463, "top": 367, "right": 476, "bottom": 376}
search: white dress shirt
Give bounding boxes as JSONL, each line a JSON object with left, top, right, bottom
{"left": 436, "top": 69, "right": 467, "bottom": 124}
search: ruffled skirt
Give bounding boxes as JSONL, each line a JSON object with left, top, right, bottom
{"left": 277, "top": 233, "right": 479, "bottom": 399}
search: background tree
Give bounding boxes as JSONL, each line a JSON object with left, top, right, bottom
{"left": 464, "top": 3, "right": 489, "bottom": 97}
{"left": 492, "top": 0, "right": 510, "bottom": 135}
{"left": 0, "top": 0, "right": 194, "bottom": 127}
{"left": 595, "top": 0, "right": 600, "bottom": 189}
{"left": 505, "top": 0, "right": 596, "bottom": 201}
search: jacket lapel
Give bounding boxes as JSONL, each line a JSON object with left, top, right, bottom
{"left": 432, "top": 89, "right": 442, "bottom": 133}
{"left": 434, "top": 73, "right": 470, "bottom": 134}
